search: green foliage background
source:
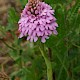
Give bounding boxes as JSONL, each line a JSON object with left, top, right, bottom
{"left": 0, "top": 0, "right": 80, "bottom": 80}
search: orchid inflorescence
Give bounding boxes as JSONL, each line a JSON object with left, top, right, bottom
{"left": 18, "top": 0, "right": 58, "bottom": 43}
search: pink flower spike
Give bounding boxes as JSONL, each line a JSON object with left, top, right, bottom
{"left": 18, "top": 1, "right": 58, "bottom": 43}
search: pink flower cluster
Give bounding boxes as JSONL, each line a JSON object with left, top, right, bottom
{"left": 18, "top": 2, "right": 58, "bottom": 43}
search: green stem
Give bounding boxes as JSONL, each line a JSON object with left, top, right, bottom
{"left": 39, "top": 46, "right": 53, "bottom": 80}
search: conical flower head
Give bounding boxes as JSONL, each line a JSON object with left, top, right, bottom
{"left": 18, "top": 0, "right": 58, "bottom": 43}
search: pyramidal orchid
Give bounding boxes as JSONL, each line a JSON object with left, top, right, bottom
{"left": 18, "top": 0, "right": 58, "bottom": 43}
